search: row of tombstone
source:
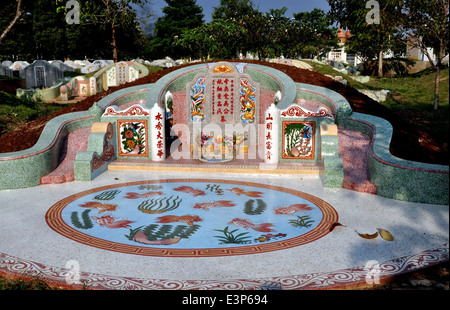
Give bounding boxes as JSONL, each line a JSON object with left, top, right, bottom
{"left": 2, "top": 57, "right": 185, "bottom": 75}
{"left": 1, "top": 59, "right": 115, "bottom": 73}
{"left": 6, "top": 59, "right": 141, "bottom": 91}
{"left": 60, "top": 61, "right": 142, "bottom": 100}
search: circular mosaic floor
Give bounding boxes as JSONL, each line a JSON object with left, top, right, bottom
{"left": 46, "top": 179, "right": 338, "bottom": 257}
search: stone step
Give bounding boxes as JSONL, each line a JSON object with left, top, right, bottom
{"left": 108, "top": 159, "right": 323, "bottom": 175}
{"left": 40, "top": 127, "right": 90, "bottom": 185}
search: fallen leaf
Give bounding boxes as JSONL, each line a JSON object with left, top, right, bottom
{"left": 329, "top": 222, "right": 346, "bottom": 232}
{"left": 377, "top": 228, "right": 394, "bottom": 241}
{"left": 356, "top": 231, "right": 379, "bottom": 239}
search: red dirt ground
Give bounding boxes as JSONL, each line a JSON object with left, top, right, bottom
{"left": 0, "top": 60, "right": 447, "bottom": 166}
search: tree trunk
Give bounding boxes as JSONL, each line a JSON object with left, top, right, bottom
{"left": 378, "top": 50, "right": 383, "bottom": 77}
{"left": 434, "top": 65, "right": 440, "bottom": 111}
{"left": 0, "top": 0, "right": 22, "bottom": 45}
{"left": 112, "top": 24, "right": 118, "bottom": 63}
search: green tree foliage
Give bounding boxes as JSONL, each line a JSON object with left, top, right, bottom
{"left": 175, "top": 18, "right": 245, "bottom": 60}
{"left": 59, "top": 0, "right": 149, "bottom": 62}
{"left": 293, "top": 8, "right": 339, "bottom": 59}
{"left": 176, "top": 2, "right": 338, "bottom": 61}
{"left": 398, "top": 0, "right": 449, "bottom": 110}
{"left": 328, "top": 0, "right": 448, "bottom": 109}
{"left": 0, "top": 0, "right": 36, "bottom": 61}
{"left": 0, "top": 0, "right": 148, "bottom": 62}
{"left": 327, "top": 0, "right": 403, "bottom": 77}
{"left": 32, "top": 0, "right": 67, "bottom": 60}
{"left": 212, "top": 0, "right": 258, "bottom": 20}
{"left": 151, "top": 0, "right": 204, "bottom": 59}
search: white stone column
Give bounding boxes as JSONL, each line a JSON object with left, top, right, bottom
{"left": 89, "top": 76, "right": 97, "bottom": 95}
{"left": 150, "top": 104, "right": 166, "bottom": 161}
{"left": 264, "top": 103, "right": 280, "bottom": 164}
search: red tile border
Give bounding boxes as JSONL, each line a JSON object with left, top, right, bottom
{"left": 45, "top": 179, "right": 338, "bottom": 258}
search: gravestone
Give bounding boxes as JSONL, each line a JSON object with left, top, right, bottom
{"left": 2, "top": 61, "right": 13, "bottom": 67}
{"left": 116, "top": 61, "right": 129, "bottom": 85}
{"left": 20, "top": 60, "right": 64, "bottom": 89}
{"left": 81, "top": 62, "right": 100, "bottom": 74}
{"left": 186, "top": 61, "right": 260, "bottom": 158}
{"left": 93, "top": 60, "right": 110, "bottom": 69}
{"left": 0, "top": 64, "right": 13, "bottom": 77}
{"left": 64, "top": 60, "right": 81, "bottom": 70}
{"left": 9, "top": 61, "right": 29, "bottom": 71}
{"left": 51, "top": 60, "right": 75, "bottom": 72}
{"left": 104, "top": 61, "right": 138, "bottom": 88}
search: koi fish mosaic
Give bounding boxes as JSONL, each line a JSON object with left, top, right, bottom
{"left": 46, "top": 179, "right": 338, "bottom": 257}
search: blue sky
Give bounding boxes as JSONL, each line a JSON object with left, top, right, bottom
{"left": 147, "top": 0, "right": 331, "bottom": 22}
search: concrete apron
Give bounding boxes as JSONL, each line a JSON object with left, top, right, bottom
{"left": 0, "top": 170, "right": 448, "bottom": 290}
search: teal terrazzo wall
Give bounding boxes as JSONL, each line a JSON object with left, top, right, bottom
{"left": 74, "top": 125, "right": 116, "bottom": 181}
{"left": 145, "top": 62, "right": 298, "bottom": 110}
{"left": 339, "top": 112, "right": 449, "bottom": 205}
{"left": 97, "top": 84, "right": 152, "bottom": 109}
{"left": 0, "top": 109, "right": 100, "bottom": 190}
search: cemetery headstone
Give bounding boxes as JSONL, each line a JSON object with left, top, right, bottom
{"left": 2, "top": 61, "right": 13, "bottom": 67}
{"left": 9, "top": 61, "right": 29, "bottom": 71}
{"left": 51, "top": 60, "right": 75, "bottom": 72}
{"left": 185, "top": 61, "right": 260, "bottom": 158}
{"left": 0, "top": 64, "right": 13, "bottom": 77}
{"left": 20, "top": 60, "right": 64, "bottom": 89}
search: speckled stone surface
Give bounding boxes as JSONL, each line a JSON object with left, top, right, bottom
{"left": 340, "top": 113, "right": 449, "bottom": 205}
{"left": 339, "top": 127, "right": 377, "bottom": 194}
{"left": 0, "top": 171, "right": 447, "bottom": 290}
{"left": 40, "top": 127, "right": 91, "bottom": 184}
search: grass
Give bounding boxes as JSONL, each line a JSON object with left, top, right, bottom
{"left": 365, "top": 67, "right": 449, "bottom": 144}
{"left": 304, "top": 60, "right": 449, "bottom": 148}
{"left": 0, "top": 274, "right": 60, "bottom": 290}
{"left": 0, "top": 91, "right": 67, "bottom": 136}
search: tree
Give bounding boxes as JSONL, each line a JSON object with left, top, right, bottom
{"left": 398, "top": 0, "right": 449, "bottom": 110}
{"left": 33, "top": 0, "right": 68, "bottom": 60}
{"left": 0, "top": 0, "right": 36, "bottom": 61}
{"left": 294, "top": 8, "right": 339, "bottom": 59}
{"left": 0, "top": 0, "right": 23, "bottom": 46}
{"left": 152, "top": 0, "right": 204, "bottom": 59}
{"left": 56, "top": 0, "right": 149, "bottom": 62}
{"left": 327, "top": 0, "right": 402, "bottom": 77}
{"left": 212, "top": 0, "right": 258, "bottom": 20}
{"left": 90, "top": 0, "right": 148, "bottom": 62}
{"left": 176, "top": 19, "right": 245, "bottom": 60}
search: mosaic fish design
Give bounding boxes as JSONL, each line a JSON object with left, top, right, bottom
{"left": 156, "top": 215, "right": 203, "bottom": 226}
{"left": 124, "top": 191, "right": 164, "bottom": 199}
{"left": 173, "top": 186, "right": 206, "bottom": 197}
{"left": 273, "top": 204, "right": 312, "bottom": 215}
{"left": 226, "top": 187, "right": 263, "bottom": 198}
{"left": 193, "top": 200, "right": 236, "bottom": 211}
{"left": 228, "top": 218, "right": 275, "bottom": 233}
{"left": 79, "top": 202, "right": 118, "bottom": 213}
{"left": 92, "top": 215, "right": 134, "bottom": 229}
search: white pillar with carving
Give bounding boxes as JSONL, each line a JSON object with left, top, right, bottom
{"left": 89, "top": 76, "right": 97, "bottom": 95}
{"left": 264, "top": 103, "right": 280, "bottom": 164}
{"left": 150, "top": 104, "right": 166, "bottom": 161}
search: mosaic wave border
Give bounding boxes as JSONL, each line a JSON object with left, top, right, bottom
{"left": 0, "top": 244, "right": 447, "bottom": 290}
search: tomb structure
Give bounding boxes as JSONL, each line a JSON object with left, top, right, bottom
{"left": 1, "top": 61, "right": 448, "bottom": 205}
{"left": 184, "top": 62, "right": 260, "bottom": 161}
{"left": 19, "top": 60, "right": 64, "bottom": 89}
{"left": 83, "top": 61, "right": 345, "bottom": 186}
